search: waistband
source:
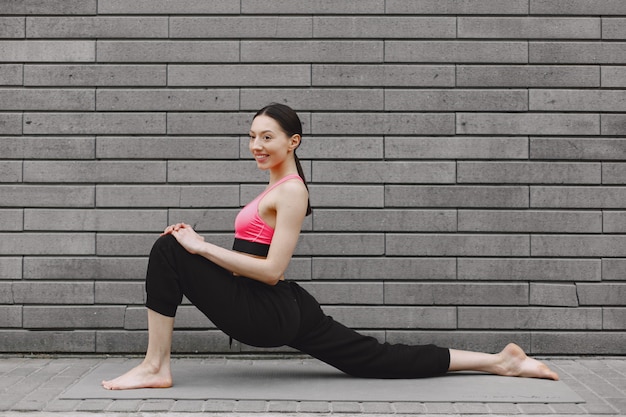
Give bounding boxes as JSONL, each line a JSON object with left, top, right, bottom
{"left": 232, "top": 238, "right": 270, "bottom": 257}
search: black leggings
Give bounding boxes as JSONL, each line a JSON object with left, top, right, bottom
{"left": 146, "top": 234, "right": 450, "bottom": 378}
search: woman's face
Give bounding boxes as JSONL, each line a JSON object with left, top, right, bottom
{"left": 249, "top": 115, "right": 299, "bottom": 171}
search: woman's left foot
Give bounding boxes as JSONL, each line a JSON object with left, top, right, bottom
{"left": 498, "top": 343, "right": 559, "bottom": 380}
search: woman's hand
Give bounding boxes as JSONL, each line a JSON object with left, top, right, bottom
{"left": 162, "top": 223, "right": 206, "bottom": 255}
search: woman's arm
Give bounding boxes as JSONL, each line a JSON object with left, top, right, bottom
{"left": 167, "top": 180, "right": 308, "bottom": 285}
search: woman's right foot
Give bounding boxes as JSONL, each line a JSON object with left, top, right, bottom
{"left": 101, "top": 361, "right": 172, "bottom": 390}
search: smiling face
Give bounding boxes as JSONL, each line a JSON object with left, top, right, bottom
{"left": 249, "top": 114, "right": 300, "bottom": 172}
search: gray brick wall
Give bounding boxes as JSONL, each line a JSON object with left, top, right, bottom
{"left": 0, "top": 1, "right": 624, "bottom": 355}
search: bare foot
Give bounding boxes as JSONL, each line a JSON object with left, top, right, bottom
{"left": 497, "top": 343, "right": 559, "bottom": 381}
{"left": 101, "top": 361, "right": 172, "bottom": 390}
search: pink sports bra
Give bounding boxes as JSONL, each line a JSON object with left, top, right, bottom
{"left": 234, "top": 174, "right": 303, "bottom": 246}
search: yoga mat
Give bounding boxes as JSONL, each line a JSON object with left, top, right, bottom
{"left": 61, "top": 358, "right": 584, "bottom": 403}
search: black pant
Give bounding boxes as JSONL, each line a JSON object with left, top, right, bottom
{"left": 146, "top": 234, "right": 450, "bottom": 378}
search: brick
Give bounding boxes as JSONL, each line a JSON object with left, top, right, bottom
{"left": 0, "top": 113, "right": 22, "bottom": 134}
{"left": 0, "top": 64, "right": 22, "bottom": 85}
{"left": 531, "top": 89, "right": 626, "bottom": 112}
{"left": 97, "top": 89, "right": 238, "bottom": 112}
{"left": 241, "top": 0, "right": 384, "bottom": 14}
{"left": 604, "top": 211, "right": 626, "bottom": 233}
{"left": 603, "top": 18, "right": 626, "bottom": 39}
{"left": 169, "top": 64, "right": 310, "bottom": 87}
{"left": 530, "top": 0, "right": 626, "bottom": 15}
{"left": 308, "top": 185, "right": 383, "bottom": 208}
{"left": 458, "top": 307, "right": 602, "bottom": 330}
{"left": 167, "top": 209, "right": 237, "bottom": 232}
{"left": 313, "top": 65, "right": 454, "bottom": 88}
{"left": 312, "top": 112, "right": 454, "bottom": 135}
{"left": 96, "top": 185, "right": 239, "bottom": 208}
{"left": 97, "top": 41, "right": 239, "bottom": 63}
{"left": 242, "top": 41, "right": 383, "bottom": 63}
{"left": 167, "top": 112, "right": 256, "bottom": 135}
{"left": 0, "top": 209, "right": 23, "bottom": 231}
{"left": 578, "top": 283, "right": 626, "bottom": 306}
{"left": 385, "top": 89, "right": 527, "bottom": 111}
{"left": 385, "top": 41, "right": 527, "bottom": 63}
{"left": 0, "top": 17, "right": 24, "bottom": 38}
{"left": 313, "top": 17, "right": 455, "bottom": 38}
{"left": 531, "top": 186, "right": 626, "bottom": 208}
{"left": 0, "top": 41, "right": 94, "bottom": 62}
{"left": 2, "top": 0, "right": 97, "bottom": 14}
{"left": 530, "top": 42, "right": 626, "bottom": 64}
{"left": 325, "top": 306, "right": 456, "bottom": 329}
{"left": 24, "top": 209, "right": 166, "bottom": 232}
{"left": 0, "top": 89, "right": 94, "bottom": 111}
{"left": 458, "top": 17, "right": 599, "bottom": 39}
{"left": 0, "top": 306, "right": 21, "bottom": 327}
{"left": 457, "top": 162, "right": 600, "bottom": 184}
{"left": 532, "top": 235, "right": 626, "bottom": 257}
{"left": 458, "top": 210, "right": 602, "bottom": 233}
{"left": 603, "top": 163, "right": 626, "bottom": 185}
{"left": 388, "top": 330, "right": 530, "bottom": 353}
{"left": 27, "top": 17, "right": 167, "bottom": 38}
{"left": 95, "top": 282, "right": 144, "bottom": 304}
{"left": 0, "top": 257, "right": 22, "bottom": 279}
{"left": 457, "top": 65, "right": 599, "bottom": 87}
{"left": 98, "top": 0, "right": 239, "bottom": 14}
{"left": 23, "top": 113, "right": 165, "bottom": 135}
{"left": 296, "top": 137, "right": 383, "bottom": 160}
{"left": 312, "top": 257, "right": 456, "bottom": 280}
{"left": 23, "top": 306, "right": 125, "bottom": 328}
{"left": 171, "top": 17, "right": 310, "bottom": 38}
{"left": 386, "top": 234, "right": 529, "bottom": 257}
{"left": 530, "top": 283, "right": 578, "bottom": 307}
{"left": 602, "top": 66, "right": 626, "bottom": 87}
{"left": 314, "top": 209, "right": 456, "bottom": 232}
{"left": 390, "top": 137, "right": 527, "bottom": 160}
{"left": 0, "top": 233, "right": 95, "bottom": 255}
{"left": 13, "top": 281, "right": 94, "bottom": 304}
{"left": 603, "top": 259, "right": 626, "bottom": 281}
{"left": 387, "top": 0, "right": 527, "bottom": 14}
{"left": 23, "top": 161, "right": 165, "bottom": 183}
{"left": 457, "top": 113, "right": 599, "bottom": 135}
{"left": 0, "top": 161, "right": 22, "bottom": 182}
{"left": 169, "top": 161, "right": 271, "bottom": 183}
{"left": 23, "top": 257, "right": 146, "bottom": 280}
{"left": 296, "top": 233, "right": 384, "bottom": 256}
{"left": 385, "top": 283, "right": 528, "bottom": 306}
{"left": 386, "top": 186, "right": 529, "bottom": 208}
{"left": 24, "top": 64, "right": 166, "bottom": 86}
{"left": 96, "top": 233, "right": 157, "bottom": 256}
{"left": 603, "top": 308, "right": 626, "bottom": 330}
{"left": 313, "top": 161, "right": 455, "bottom": 184}
{"left": 530, "top": 137, "right": 626, "bottom": 160}
{"left": 532, "top": 332, "right": 626, "bottom": 355}
{"left": 1, "top": 137, "right": 94, "bottom": 159}
{"left": 602, "top": 114, "right": 626, "bottom": 135}
{"left": 0, "top": 185, "right": 94, "bottom": 208}
{"left": 241, "top": 88, "right": 383, "bottom": 111}
{"left": 298, "top": 282, "right": 383, "bottom": 304}
{"left": 0, "top": 282, "right": 12, "bottom": 303}
{"left": 98, "top": 137, "right": 238, "bottom": 160}
{"left": 0, "top": 330, "right": 95, "bottom": 353}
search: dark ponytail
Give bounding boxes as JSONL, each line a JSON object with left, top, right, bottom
{"left": 254, "top": 103, "right": 312, "bottom": 216}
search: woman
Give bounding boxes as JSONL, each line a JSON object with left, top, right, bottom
{"left": 102, "top": 103, "right": 558, "bottom": 390}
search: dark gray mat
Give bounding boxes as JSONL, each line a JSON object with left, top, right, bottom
{"left": 61, "top": 358, "right": 584, "bottom": 403}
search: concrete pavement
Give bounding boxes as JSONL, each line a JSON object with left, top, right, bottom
{"left": 0, "top": 354, "right": 624, "bottom": 416}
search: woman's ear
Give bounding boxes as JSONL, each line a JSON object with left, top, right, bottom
{"left": 289, "top": 134, "right": 301, "bottom": 152}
